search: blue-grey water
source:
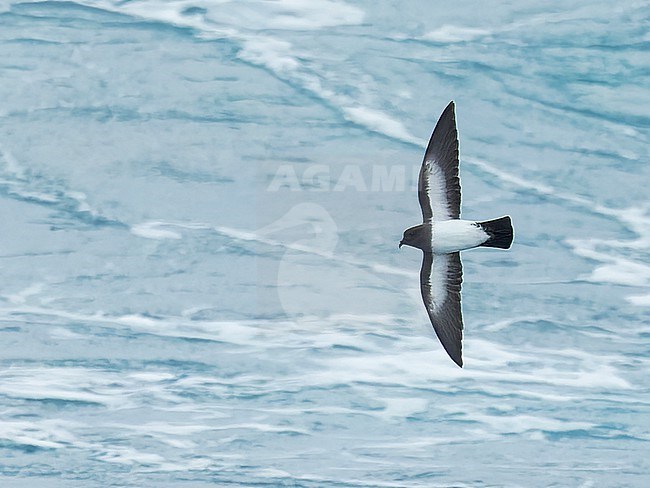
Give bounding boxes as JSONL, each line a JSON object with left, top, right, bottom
{"left": 1, "top": 1, "right": 649, "bottom": 486}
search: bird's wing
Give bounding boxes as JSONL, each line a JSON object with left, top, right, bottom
{"left": 420, "top": 251, "right": 464, "bottom": 367}
{"left": 418, "top": 101, "right": 461, "bottom": 222}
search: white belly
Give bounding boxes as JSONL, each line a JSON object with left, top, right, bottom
{"left": 432, "top": 219, "right": 489, "bottom": 254}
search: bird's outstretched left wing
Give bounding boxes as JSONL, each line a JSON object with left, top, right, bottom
{"left": 420, "top": 251, "right": 464, "bottom": 367}
{"left": 418, "top": 101, "right": 461, "bottom": 222}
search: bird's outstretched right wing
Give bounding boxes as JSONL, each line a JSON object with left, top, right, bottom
{"left": 420, "top": 251, "right": 464, "bottom": 367}
{"left": 418, "top": 101, "right": 461, "bottom": 222}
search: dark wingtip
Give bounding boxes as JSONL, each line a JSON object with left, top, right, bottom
{"left": 450, "top": 352, "right": 463, "bottom": 368}
{"left": 442, "top": 100, "right": 455, "bottom": 118}
{"left": 440, "top": 342, "right": 463, "bottom": 367}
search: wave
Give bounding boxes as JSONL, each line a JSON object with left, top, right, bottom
{"left": 0, "top": 145, "right": 126, "bottom": 228}
{"left": 130, "top": 218, "right": 417, "bottom": 279}
{"left": 15, "top": 1, "right": 644, "bottom": 266}
{"left": 0, "top": 302, "right": 634, "bottom": 392}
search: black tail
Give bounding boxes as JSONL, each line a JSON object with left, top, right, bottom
{"left": 478, "top": 216, "right": 513, "bottom": 249}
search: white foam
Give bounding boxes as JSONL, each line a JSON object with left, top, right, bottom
{"left": 64, "top": 1, "right": 419, "bottom": 172}
{"left": 76, "top": 0, "right": 363, "bottom": 32}
{"left": 0, "top": 147, "right": 110, "bottom": 220}
{"left": 131, "top": 220, "right": 212, "bottom": 240}
{"left": 342, "top": 106, "right": 420, "bottom": 144}
{"left": 379, "top": 397, "right": 429, "bottom": 420}
{"left": 0, "top": 303, "right": 398, "bottom": 349}
{"left": 590, "top": 261, "right": 650, "bottom": 287}
{"left": 469, "top": 413, "right": 592, "bottom": 434}
{"left": 424, "top": 25, "right": 490, "bottom": 43}
{"left": 0, "top": 418, "right": 84, "bottom": 450}
{"left": 255, "top": 468, "right": 294, "bottom": 479}
{"left": 465, "top": 157, "right": 557, "bottom": 196}
{"left": 466, "top": 155, "right": 650, "bottom": 306}
{"left": 5, "top": 283, "right": 45, "bottom": 305}
{"left": 239, "top": 36, "right": 301, "bottom": 73}
{"left": 212, "top": 422, "right": 310, "bottom": 435}
{"left": 128, "top": 371, "right": 176, "bottom": 382}
{"left": 214, "top": 222, "right": 415, "bottom": 278}
{"left": 131, "top": 222, "right": 182, "bottom": 240}
{"left": 49, "top": 327, "right": 86, "bottom": 339}
{"left": 424, "top": 8, "right": 613, "bottom": 46}
{"left": 239, "top": 37, "right": 420, "bottom": 149}
{"left": 0, "top": 299, "right": 636, "bottom": 393}
{"left": 123, "top": 422, "right": 209, "bottom": 436}
{"left": 483, "top": 315, "right": 550, "bottom": 332}
{"left": 0, "top": 145, "right": 26, "bottom": 180}
{"left": 467, "top": 158, "right": 650, "bottom": 241}
{"left": 626, "top": 294, "right": 650, "bottom": 307}
{"left": 107, "top": 422, "right": 209, "bottom": 449}
{"left": 98, "top": 446, "right": 166, "bottom": 466}
{"left": 0, "top": 362, "right": 196, "bottom": 411}
{"left": 567, "top": 238, "right": 650, "bottom": 288}
{"left": 66, "top": 191, "right": 92, "bottom": 213}
{"left": 250, "top": 0, "right": 364, "bottom": 30}
{"left": 299, "top": 334, "right": 633, "bottom": 393}
{"left": 0, "top": 367, "right": 124, "bottom": 406}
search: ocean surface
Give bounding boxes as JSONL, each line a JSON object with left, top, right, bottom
{"left": 0, "top": 1, "right": 649, "bottom": 486}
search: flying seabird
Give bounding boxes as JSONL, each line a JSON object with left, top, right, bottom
{"left": 399, "top": 101, "right": 513, "bottom": 367}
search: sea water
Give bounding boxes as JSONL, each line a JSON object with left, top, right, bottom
{"left": 0, "top": 1, "right": 648, "bottom": 486}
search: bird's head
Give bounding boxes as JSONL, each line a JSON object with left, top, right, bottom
{"left": 399, "top": 225, "right": 425, "bottom": 250}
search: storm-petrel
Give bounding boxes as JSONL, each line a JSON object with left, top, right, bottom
{"left": 399, "top": 102, "right": 513, "bottom": 367}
